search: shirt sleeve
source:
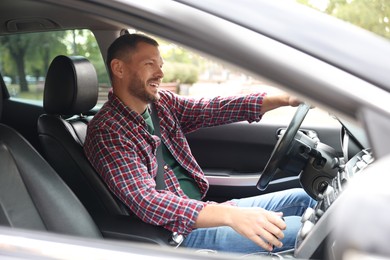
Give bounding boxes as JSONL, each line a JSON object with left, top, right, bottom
{"left": 160, "top": 90, "right": 266, "bottom": 134}
{"left": 85, "top": 128, "right": 206, "bottom": 235}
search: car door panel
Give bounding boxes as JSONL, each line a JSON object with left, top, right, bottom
{"left": 186, "top": 121, "right": 342, "bottom": 201}
{"left": 187, "top": 122, "right": 278, "bottom": 172}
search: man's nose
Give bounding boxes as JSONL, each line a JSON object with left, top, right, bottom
{"left": 156, "top": 66, "right": 164, "bottom": 78}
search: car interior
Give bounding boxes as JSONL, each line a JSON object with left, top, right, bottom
{"left": 1, "top": 0, "right": 390, "bottom": 259}
{"left": 0, "top": 84, "right": 102, "bottom": 239}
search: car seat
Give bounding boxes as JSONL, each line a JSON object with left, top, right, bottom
{"left": 37, "top": 55, "right": 171, "bottom": 245}
{"left": 0, "top": 76, "right": 102, "bottom": 238}
{"left": 37, "top": 55, "right": 129, "bottom": 216}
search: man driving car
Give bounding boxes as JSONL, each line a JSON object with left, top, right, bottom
{"left": 84, "top": 33, "right": 315, "bottom": 254}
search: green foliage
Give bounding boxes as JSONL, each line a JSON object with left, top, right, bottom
{"left": 1, "top": 31, "right": 68, "bottom": 92}
{"left": 299, "top": 0, "right": 390, "bottom": 39}
{"left": 1, "top": 34, "right": 33, "bottom": 91}
{"left": 27, "top": 31, "right": 68, "bottom": 76}
{"left": 0, "top": 29, "right": 109, "bottom": 96}
{"left": 158, "top": 39, "right": 204, "bottom": 85}
{"left": 162, "top": 62, "right": 199, "bottom": 84}
{"left": 66, "top": 30, "right": 110, "bottom": 84}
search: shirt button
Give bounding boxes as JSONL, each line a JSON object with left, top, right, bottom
{"left": 163, "top": 165, "right": 168, "bottom": 170}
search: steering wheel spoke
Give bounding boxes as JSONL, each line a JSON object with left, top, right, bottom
{"left": 257, "top": 103, "right": 311, "bottom": 191}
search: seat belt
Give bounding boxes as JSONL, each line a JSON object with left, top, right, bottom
{"left": 150, "top": 103, "right": 166, "bottom": 190}
{"left": 150, "top": 103, "right": 184, "bottom": 247}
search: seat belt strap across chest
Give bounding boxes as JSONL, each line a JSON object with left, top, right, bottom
{"left": 150, "top": 103, "right": 166, "bottom": 190}
{"left": 150, "top": 103, "right": 184, "bottom": 247}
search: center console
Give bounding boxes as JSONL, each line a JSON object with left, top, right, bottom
{"left": 294, "top": 149, "right": 374, "bottom": 259}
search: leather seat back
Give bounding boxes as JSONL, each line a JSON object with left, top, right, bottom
{"left": 37, "top": 55, "right": 130, "bottom": 216}
{"left": 0, "top": 81, "right": 101, "bottom": 238}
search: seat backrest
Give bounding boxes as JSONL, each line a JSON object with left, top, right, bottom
{"left": 37, "top": 56, "right": 175, "bottom": 246}
{"left": 0, "top": 81, "right": 101, "bottom": 238}
{"left": 37, "top": 55, "right": 130, "bottom": 216}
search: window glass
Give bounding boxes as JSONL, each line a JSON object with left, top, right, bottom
{"left": 155, "top": 0, "right": 390, "bottom": 126}
{"left": 0, "top": 29, "right": 109, "bottom": 106}
{"left": 152, "top": 35, "right": 339, "bottom": 126}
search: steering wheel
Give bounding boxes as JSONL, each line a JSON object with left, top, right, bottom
{"left": 257, "top": 103, "right": 311, "bottom": 191}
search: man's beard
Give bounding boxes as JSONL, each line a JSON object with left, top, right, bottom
{"left": 128, "top": 74, "right": 160, "bottom": 103}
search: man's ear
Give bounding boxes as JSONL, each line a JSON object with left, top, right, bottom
{"left": 111, "top": 59, "right": 124, "bottom": 79}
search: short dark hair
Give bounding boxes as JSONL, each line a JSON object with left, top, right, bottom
{"left": 106, "top": 33, "right": 159, "bottom": 80}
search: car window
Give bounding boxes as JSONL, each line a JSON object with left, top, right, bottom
{"left": 152, "top": 34, "right": 339, "bottom": 126}
{"left": 0, "top": 29, "right": 110, "bottom": 106}
{"left": 157, "top": 0, "right": 390, "bottom": 126}
{"left": 0, "top": 28, "right": 342, "bottom": 127}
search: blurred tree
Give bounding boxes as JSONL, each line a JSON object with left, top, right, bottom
{"left": 158, "top": 39, "right": 205, "bottom": 84}
{"left": 298, "top": 0, "right": 390, "bottom": 39}
{"left": 1, "top": 30, "right": 109, "bottom": 95}
{"left": 0, "top": 34, "right": 31, "bottom": 91}
{"left": 28, "top": 31, "right": 67, "bottom": 78}
{"left": 163, "top": 62, "right": 199, "bottom": 85}
{"left": 66, "top": 30, "right": 110, "bottom": 84}
{"left": 0, "top": 31, "right": 67, "bottom": 92}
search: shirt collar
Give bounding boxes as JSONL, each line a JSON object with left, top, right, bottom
{"left": 108, "top": 91, "right": 146, "bottom": 126}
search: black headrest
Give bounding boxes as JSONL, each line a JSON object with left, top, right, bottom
{"left": 44, "top": 55, "right": 98, "bottom": 115}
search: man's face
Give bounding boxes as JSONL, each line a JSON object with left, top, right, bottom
{"left": 123, "top": 42, "right": 164, "bottom": 103}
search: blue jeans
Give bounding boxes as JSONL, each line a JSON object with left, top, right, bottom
{"left": 182, "top": 188, "right": 316, "bottom": 254}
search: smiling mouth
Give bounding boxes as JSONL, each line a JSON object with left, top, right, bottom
{"left": 149, "top": 82, "right": 159, "bottom": 88}
{"left": 148, "top": 77, "right": 161, "bottom": 88}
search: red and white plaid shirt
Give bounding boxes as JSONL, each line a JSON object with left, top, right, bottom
{"left": 84, "top": 90, "right": 265, "bottom": 235}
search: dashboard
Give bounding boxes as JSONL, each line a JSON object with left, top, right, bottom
{"left": 295, "top": 148, "right": 373, "bottom": 258}
{"left": 253, "top": 107, "right": 373, "bottom": 259}
{"left": 293, "top": 118, "right": 374, "bottom": 259}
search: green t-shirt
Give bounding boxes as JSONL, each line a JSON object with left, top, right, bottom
{"left": 142, "top": 109, "right": 202, "bottom": 200}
